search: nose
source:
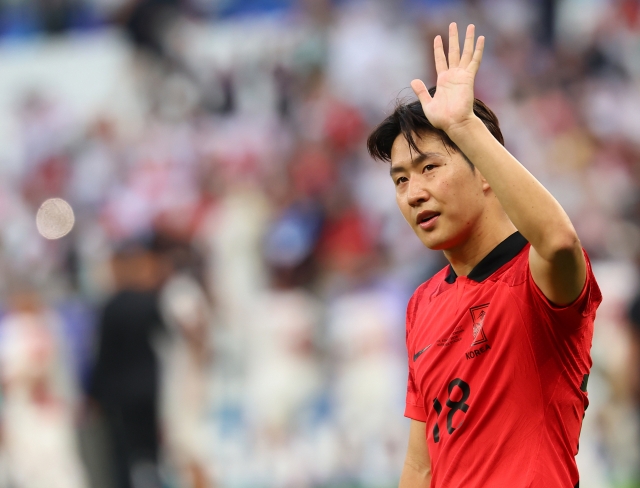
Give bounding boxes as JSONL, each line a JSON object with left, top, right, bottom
{"left": 407, "top": 176, "right": 430, "bottom": 207}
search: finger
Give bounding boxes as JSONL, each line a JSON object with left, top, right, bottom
{"left": 410, "top": 79, "right": 432, "bottom": 107}
{"left": 459, "top": 24, "right": 475, "bottom": 68}
{"left": 467, "top": 35, "right": 485, "bottom": 75}
{"left": 448, "top": 22, "right": 460, "bottom": 68}
{"left": 433, "top": 35, "right": 448, "bottom": 75}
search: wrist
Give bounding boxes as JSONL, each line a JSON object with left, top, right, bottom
{"left": 445, "top": 114, "right": 484, "bottom": 142}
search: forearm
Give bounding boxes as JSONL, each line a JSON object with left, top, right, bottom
{"left": 399, "top": 459, "right": 431, "bottom": 488}
{"left": 401, "top": 420, "right": 432, "bottom": 488}
{"left": 447, "top": 116, "right": 579, "bottom": 260}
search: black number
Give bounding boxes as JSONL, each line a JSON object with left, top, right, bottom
{"left": 432, "top": 378, "right": 471, "bottom": 443}
{"left": 432, "top": 398, "right": 443, "bottom": 443}
{"left": 446, "top": 378, "right": 470, "bottom": 434}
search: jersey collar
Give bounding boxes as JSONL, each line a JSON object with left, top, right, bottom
{"left": 444, "top": 231, "right": 528, "bottom": 284}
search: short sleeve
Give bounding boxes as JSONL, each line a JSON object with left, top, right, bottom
{"left": 405, "top": 364, "right": 427, "bottom": 421}
{"left": 404, "top": 291, "right": 427, "bottom": 422}
{"left": 526, "top": 248, "right": 602, "bottom": 326}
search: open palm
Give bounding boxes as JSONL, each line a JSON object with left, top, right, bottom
{"left": 411, "top": 23, "right": 485, "bottom": 134}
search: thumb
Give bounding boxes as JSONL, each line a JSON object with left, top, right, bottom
{"left": 410, "top": 79, "right": 432, "bottom": 105}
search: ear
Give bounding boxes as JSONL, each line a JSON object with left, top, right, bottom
{"left": 475, "top": 169, "right": 491, "bottom": 192}
{"left": 481, "top": 177, "right": 491, "bottom": 192}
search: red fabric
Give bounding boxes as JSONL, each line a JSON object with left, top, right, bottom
{"left": 316, "top": 207, "right": 376, "bottom": 270}
{"left": 405, "top": 245, "right": 601, "bottom": 488}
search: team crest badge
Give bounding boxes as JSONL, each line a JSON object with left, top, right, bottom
{"left": 469, "top": 303, "right": 489, "bottom": 346}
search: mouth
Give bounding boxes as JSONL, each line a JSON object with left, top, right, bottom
{"left": 416, "top": 210, "right": 441, "bottom": 227}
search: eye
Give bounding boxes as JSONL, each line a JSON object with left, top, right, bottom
{"left": 395, "top": 176, "right": 408, "bottom": 186}
{"left": 423, "top": 164, "right": 436, "bottom": 172}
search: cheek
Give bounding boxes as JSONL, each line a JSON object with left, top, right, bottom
{"left": 439, "top": 174, "right": 483, "bottom": 218}
{"left": 396, "top": 194, "right": 412, "bottom": 223}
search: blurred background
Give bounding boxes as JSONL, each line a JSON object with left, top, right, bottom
{"left": 0, "top": 0, "right": 638, "bottom": 487}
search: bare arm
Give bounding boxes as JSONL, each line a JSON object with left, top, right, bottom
{"left": 411, "top": 23, "right": 586, "bottom": 306}
{"left": 446, "top": 117, "right": 585, "bottom": 305}
{"left": 399, "top": 420, "right": 431, "bottom": 488}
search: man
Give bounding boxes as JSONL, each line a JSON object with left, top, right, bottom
{"left": 366, "top": 23, "right": 601, "bottom": 487}
{"left": 90, "top": 241, "right": 165, "bottom": 488}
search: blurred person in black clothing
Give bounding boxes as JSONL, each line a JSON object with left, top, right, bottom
{"left": 90, "top": 241, "right": 166, "bottom": 488}
{"left": 628, "top": 295, "right": 640, "bottom": 403}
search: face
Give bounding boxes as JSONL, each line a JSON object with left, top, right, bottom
{"left": 390, "top": 133, "right": 490, "bottom": 251}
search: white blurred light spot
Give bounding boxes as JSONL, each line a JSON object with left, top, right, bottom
{"left": 36, "top": 198, "right": 75, "bottom": 239}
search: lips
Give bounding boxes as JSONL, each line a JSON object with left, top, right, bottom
{"left": 416, "top": 210, "right": 440, "bottom": 226}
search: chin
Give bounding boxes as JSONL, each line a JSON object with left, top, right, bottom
{"left": 423, "top": 239, "right": 449, "bottom": 251}
{"left": 416, "top": 230, "right": 448, "bottom": 251}
{"left": 415, "top": 224, "right": 461, "bottom": 251}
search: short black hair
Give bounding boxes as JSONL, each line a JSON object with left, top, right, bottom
{"left": 366, "top": 86, "right": 504, "bottom": 164}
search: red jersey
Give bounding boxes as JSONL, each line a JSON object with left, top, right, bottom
{"left": 405, "top": 232, "right": 601, "bottom": 488}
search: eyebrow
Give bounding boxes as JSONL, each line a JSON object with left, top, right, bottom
{"left": 389, "top": 152, "right": 442, "bottom": 177}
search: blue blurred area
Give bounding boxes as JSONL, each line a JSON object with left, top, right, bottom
{"left": 0, "top": 0, "right": 460, "bottom": 38}
{"left": 214, "top": 0, "right": 297, "bottom": 18}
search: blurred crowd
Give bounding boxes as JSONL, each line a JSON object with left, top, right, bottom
{"left": 0, "top": 0, "right": 640, "bottom": 487}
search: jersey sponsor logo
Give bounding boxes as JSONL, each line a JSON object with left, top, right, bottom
{"left": 469, "top": 303, "right": 489, "bottom": 346}
{"left": 413, "top": 344, "right": 432, "bottom": 362}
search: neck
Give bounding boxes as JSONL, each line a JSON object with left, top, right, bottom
{"left": 443, "top": 213, "right": 517, "bottom": 277}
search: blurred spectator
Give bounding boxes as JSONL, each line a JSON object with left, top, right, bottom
{"left": 240, "top": 232, "right": 324, "bottom": 485}
{"left": 0, "top": 287, "right": 88, "bottom": 488}
{"left": 159, "top": 246, "right": 213, "bottom": 488}
{"left": 327, "top": 279, "right": 407, "bottom": 485}
{"left": 89, "top": 241, "right": 166, "bottom": 488}
{"left": 630, "top": 295, "right": 640, "bottom": 404}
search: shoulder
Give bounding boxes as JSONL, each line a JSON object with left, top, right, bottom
{"left": 506, "top": 246, "right": 602, "bottom": 319}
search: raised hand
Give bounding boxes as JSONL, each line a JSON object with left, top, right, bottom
{"left": 410, "top": 23, "right": 485, "bottom": 135}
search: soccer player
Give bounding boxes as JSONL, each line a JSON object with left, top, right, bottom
{"left": 366, "top": 23, "right": 601, "bottom": 487}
